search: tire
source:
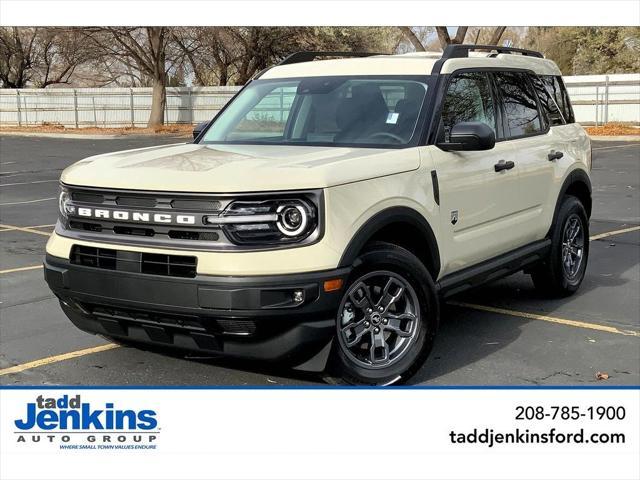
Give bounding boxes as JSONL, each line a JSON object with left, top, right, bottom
{"left": 325, "top": 242, "right": 439, "bottom": 385}
{"left": 531, "top": 195, "right": 589, "bottom": 297}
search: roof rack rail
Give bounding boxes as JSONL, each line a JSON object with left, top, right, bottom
{"left": 441, "top": 44, "right": 545, "bottom": 60}
{"left": 278, "top": 51, "right": 386, "bottom": 66}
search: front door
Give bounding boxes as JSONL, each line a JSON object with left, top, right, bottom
{"left": 424, "top": 71, "right": 521, "bottom": 276}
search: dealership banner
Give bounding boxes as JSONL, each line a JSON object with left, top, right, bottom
{"left": 1, "top": 387, "right": 638, "bottom": 480}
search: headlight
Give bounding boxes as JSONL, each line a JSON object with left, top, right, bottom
{"left": 58, "top": 186, "right": 75, "bottom": 219}
{"left": 203, "top": 196, "right": 319, "bottom": 246}
{"left": 277, "top": 204, "right": 309, "bottom": 237}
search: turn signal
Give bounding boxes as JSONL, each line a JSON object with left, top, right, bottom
{"left": 323, "top": 279, "right": 344, "bottom": 292}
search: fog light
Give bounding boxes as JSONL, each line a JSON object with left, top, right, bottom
{"left": 293, "top": 290, "right": 305, "bottom": 303}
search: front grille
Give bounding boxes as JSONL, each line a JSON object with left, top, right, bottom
{"left": 64, "top": 187, "right": 230, "bottom": 249}
{"left": 70, "top": 221, "right": 102, "bottom": 232}
{"left": 72, "top": 246, "right": 117, "bottom": 270}
{"left": 113, "top": 225, "right": 154, "bottom": 237}
{"left": 116, "top": 196, "right": 157, "bottom": 208}
{"left": 71, "top": 192, "right": 104, "bottom": 203}
{"left": 168, "top": 230, "right": 219, "bottom": 241}
{"left": 71, "top": 245, "right": 197, "bottom": 278}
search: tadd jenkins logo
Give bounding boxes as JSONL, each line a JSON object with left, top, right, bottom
{"left": 13, "top": 394, "right": 159, "bottom": 450}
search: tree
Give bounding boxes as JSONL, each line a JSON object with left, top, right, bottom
{"left": 399, "top": 27, "right": 508, "bottom": 52}
{"left": 81, "top": 27, "right": 180, "bottom": 127}
{"left": 435, "top": 27, "right": 468, "bottom": 48}
{"left": 566, "top": 27, "right": 639, "bottom": 74}
{"left": 523, "top": 27, "right": 639, "bottom": 75}
{"left": 0, "top": 27, "right": 93, "bottom": 88}
{"left": 523, "top": 27, "right": 578, "bottom": 74}
{"left": 173, "top": 27, "right": 401, "bottom": 87}
{"left": 399, "top": 27, "right": 426, "bottom": 52}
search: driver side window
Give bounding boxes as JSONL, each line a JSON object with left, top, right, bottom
{"left": 441, "top": 72, "right": 496, "bottom": 142}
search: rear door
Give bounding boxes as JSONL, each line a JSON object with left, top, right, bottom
{"left": 425, "top": 71, "right": 520, "bottom": 275}
{"left": 492, "top": 71, "right": 560, "bottom": 243}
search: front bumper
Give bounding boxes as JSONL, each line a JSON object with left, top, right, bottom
{"left": 44, "top": 254, "right": 350, "bottom": 371}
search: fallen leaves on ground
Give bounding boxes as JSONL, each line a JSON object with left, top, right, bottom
{"left": 586, "top": 123, "right": 640, "bottom": 136}
{"left": 0, "top": 124, "right": 193, "bottom": 137}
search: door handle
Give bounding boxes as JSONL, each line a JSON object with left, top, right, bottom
{"left": 548, "top": 150, "right": 564, "bottom": 161}
{"left": 494, "top": 160, "right": 515, "bottom": 172}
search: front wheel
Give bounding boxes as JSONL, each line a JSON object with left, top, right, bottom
{"left": 326, "top": 242, "right": 439, "bottom": 385}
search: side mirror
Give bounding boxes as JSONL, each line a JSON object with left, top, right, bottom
{"left": 437, "top": 121, "right": 496, "bottom": 151}
{"left": 192, "top": 121, "right": 209, "bottom": 140}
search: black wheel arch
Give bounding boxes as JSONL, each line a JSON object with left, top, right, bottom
{"left": 547, "top": 169, "right": 592, "bottom": 238}
{"left": 338, "top": 206, "right": 441, "bottom": 279}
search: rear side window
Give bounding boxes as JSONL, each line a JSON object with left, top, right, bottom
{"left": 541, "top": 75, "right": 575, "bottom": 124}
{"left": 441, "top": 71, "right": 496, "bottom": 141}
{"left": 529, "top": 74, "right": 565, "bottom": 126}
{"left": 495, "top": 71, "right": 543, "bottom": 138}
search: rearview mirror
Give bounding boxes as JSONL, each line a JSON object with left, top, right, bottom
{"left": 192, "top": 122, "right": 209, "bottom": 140}
{"left": 437, "top": 121, "right": 495, "bottom": 151}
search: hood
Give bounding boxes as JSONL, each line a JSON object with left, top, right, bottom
{"left": 61, "top": 143, "right": 420, "bottom": 193}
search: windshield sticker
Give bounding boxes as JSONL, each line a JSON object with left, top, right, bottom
{"left": 386, "top": 112, "right": 400, "bottom": 124}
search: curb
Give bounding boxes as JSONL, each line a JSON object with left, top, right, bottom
{"left": 589, "top": 135, "right": 640, "bottom": 142}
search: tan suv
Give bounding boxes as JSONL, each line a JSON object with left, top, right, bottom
{"left": 45, "top": 45, "right": 592, "bottom": 385}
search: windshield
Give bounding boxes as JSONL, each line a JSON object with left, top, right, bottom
{"left": 201, "top": 76, "right": 430, "bottom": 148}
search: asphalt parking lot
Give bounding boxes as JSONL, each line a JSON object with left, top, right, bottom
{"left": 1, "top": 135, "right": 638, "bottom": 386}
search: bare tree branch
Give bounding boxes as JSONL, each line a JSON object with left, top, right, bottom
{"left": 452, "top": 27, "right": 468, "bottom": 44}
{"left": 399, "top": 27, "right": 426, "bottom": 52}
{"left": 435, "top": 27, "right": 451, "bottom": 49}
{"left": 488, "top": 26, "right": 507, "bottom": 45}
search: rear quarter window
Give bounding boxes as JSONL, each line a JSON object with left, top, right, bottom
{"left": 541, "top": 75, "right": 576, "bottom": 124}
{"left": 529, "top": 74, "right": 565, "bottom": 127}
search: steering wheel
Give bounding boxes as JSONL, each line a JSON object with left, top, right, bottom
{"left": 366, "top": 132, "right": 405, "bottom": 144}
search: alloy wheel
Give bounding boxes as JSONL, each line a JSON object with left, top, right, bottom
{"left": 561, "top": 213, "right": 585, "bottom": 278}
{"left": 337, "top": 270, "right": 420, "bottom": 369}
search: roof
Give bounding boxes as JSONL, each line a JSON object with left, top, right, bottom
{"left": 260, "top": 51, "right": 562, "bottom": 80}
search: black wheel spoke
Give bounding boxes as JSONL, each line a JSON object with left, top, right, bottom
{"left": 342, "top": 319, "right": 369, "bottom": 348}
{"left": 369, "top": 330, "right": 389, "bottom": 364}
{"left": 384, "top": 313, "right": 416, "bottom": 337}
{"left": 378, "top": 277, "right": 404, "bottom": 311}
{"left": 349, "top": 282, "right": 375, "bottom": 312}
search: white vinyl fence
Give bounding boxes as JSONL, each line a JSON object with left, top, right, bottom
{"left": 563, "top": 74, "right": 640, "bottom": 126}
{"left": 0, "top": 74, "right": 639, "bottom": 128}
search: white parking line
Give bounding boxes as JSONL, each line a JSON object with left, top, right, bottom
{"left": 0, "top": 265, "right": 44, "bottom": 275}
{"left": 451, "top": 301, "right": 640, "bottom": 337}
{"left": 0, "top": 223, "right": 52, "bottom": 236}
{"left": 0, "top": 180, "right": 58, "bottom": 187}
{"left": 0, "top": 197, "right": 56, "bottom": 206}
{"left": 0, "top": 344, "right": 120, "bottom": 376}
{"left": 590, "top": 225, "right": 640, "bottom": 241}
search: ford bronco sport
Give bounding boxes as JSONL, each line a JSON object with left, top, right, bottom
{"left": 45, "top": 45, "right": 592, "bottom": 385}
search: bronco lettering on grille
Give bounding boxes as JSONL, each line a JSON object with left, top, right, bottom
{"left": 76, "top": 208, "right": 196, "bottom": 225}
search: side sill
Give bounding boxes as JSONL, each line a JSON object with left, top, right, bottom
{"left": 436, "top": 239, "right": 551, "bottom": 298}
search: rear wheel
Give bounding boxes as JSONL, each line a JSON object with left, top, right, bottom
{"left": 326, "top": 242, "right": 439, "bottom": 385}
{"left": 531, "top": 195, "right": 589, "bottom": 297}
